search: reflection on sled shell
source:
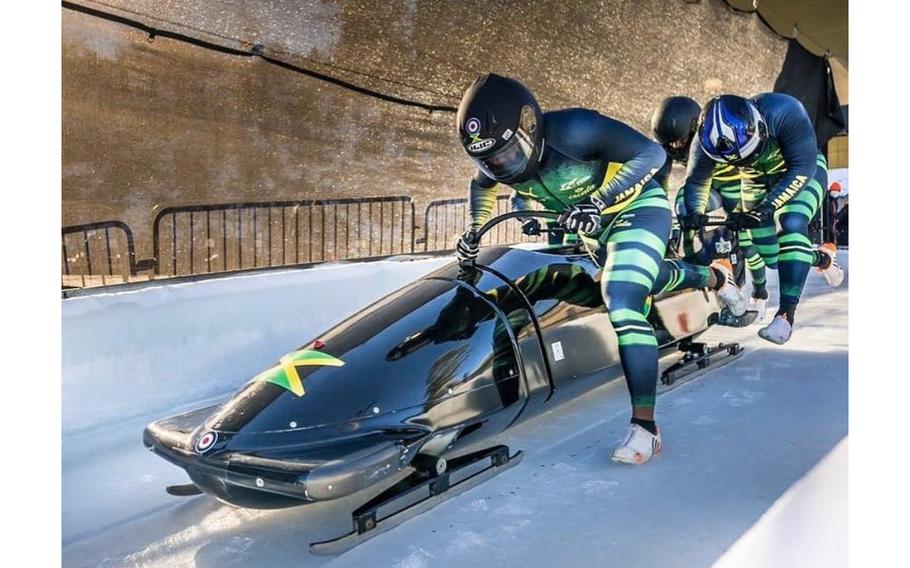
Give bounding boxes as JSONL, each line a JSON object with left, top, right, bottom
{"left": 143, "top": 245, "right": 720, "bottom": 509}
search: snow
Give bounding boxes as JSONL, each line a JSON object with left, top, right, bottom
{"left": 711, "top": 438, "right": 847, "bottom": 568}
{"left": 62, "top": 252, "right": 848, "bottom": 568}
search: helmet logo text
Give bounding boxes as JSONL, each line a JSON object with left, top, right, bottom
{"left": 467, "top": 138, "right": 496, "bottom": 153}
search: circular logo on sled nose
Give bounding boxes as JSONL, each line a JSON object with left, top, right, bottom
{"left": 194, "top": 431, "right": 218, "bottom": 454}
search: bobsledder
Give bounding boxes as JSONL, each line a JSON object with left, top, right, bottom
{"left": 143, "top": 209, "right": 751, "bottom": 554}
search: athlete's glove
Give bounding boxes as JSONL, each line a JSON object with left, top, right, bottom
{"left": 456, "top": 229, "right": 480, "bottom": 264}
{"left": 679, "top": 212, "right": 709, "bottom": 232}
{"left": 520, "top": 218, "right": 542, "bottom": 236}
{"left": 558, "top": 203, "right": 602, "bottom": 235}
{"left": 728, "top": 208, "right": 771, "bottom": 230}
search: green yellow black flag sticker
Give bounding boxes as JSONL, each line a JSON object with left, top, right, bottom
{"left": 252, "top": 349, "right": 344, "bottom": 396}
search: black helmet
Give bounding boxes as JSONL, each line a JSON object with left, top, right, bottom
{"left": 651, "top": 96, "right": 701, "bottom": 162}
{"left": 457, "top": 74, "right": 544, "bottom": 183}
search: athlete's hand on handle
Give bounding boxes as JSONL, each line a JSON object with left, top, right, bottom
{"left": 728, "top": 208, "right": 771, "bottom": 231}
{"left": 558, "top": 203, "right": 602, "bottom": 235}
{"left": 679, "top": 212, "right": 709, "bottom": 232}
{"left": 519, "top": 218, "right": 542, "bottom": 236}
{"left": 456, "top": 229, "right": 480, "bottom": 265}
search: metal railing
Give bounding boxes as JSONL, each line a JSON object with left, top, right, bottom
{"left": 62, "top": 188, "right": 850, "bottom": 291}
{"left": 61, "top": 193, "right": 552, "bottom": 289}
{"left": 152, "top": 196, "right": 416, "bottom": 276}
{"left": 61, "top": 221, "right": 154, "bottom": 287}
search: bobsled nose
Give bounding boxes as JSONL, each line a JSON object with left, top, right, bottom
{"left": 142, "top": 404, "right": 219, "bottom": 457}
{"left": 143, "top": 402, "right": 431, "bottom": 508}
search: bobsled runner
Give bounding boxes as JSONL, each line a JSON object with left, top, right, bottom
{"left": 144, "top": 210, "right": 748, "bottom": 554}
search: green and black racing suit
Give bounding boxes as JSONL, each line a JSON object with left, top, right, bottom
{"left": 466, "top": 108, "right": 712, "bottom": 409}
{"left": 681, "top": 92, "right": 830, "bottom": 318}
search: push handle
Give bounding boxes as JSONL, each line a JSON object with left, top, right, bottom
{"left": 473, "top": 210, "right": 562, "bottom": 241}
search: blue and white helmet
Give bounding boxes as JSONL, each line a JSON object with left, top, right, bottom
{"left": 698, "top": 95, "right": 768, "bottom": 165}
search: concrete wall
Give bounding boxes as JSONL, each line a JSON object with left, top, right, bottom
{"left": 63, "top": 0, "right": 787, "bottom": 257}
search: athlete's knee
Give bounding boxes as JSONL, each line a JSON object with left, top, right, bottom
{"left": 602, "top": 282, "right": 650, "bottom": 316}
{"left": 604, "top": 294, "right": 649, "bottom": 316}
{"left": 779, "top": 213, "right": 809, "bottom": 236}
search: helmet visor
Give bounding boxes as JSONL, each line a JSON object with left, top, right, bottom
{"left": 473, "top": 127, "right": 535, "bottom": 181}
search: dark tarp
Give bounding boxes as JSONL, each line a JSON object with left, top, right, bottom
{"left": 773, "top": 40, "right": 846, "bottom": 148}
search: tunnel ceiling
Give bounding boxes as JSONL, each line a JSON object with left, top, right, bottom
{"left": 726, "top": 0, "right": 847, "bottom": 64}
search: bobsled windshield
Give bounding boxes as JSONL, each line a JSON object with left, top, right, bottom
{"left": 204, "top": 278, "right": 521, "bottom": 434}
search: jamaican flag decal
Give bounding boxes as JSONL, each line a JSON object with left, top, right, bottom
{"left": 252, "top": 349, "right": 344, "bottom": 397}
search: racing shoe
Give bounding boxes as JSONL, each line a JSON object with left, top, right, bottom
{"left": 816, "top": 243, "right": 845, "bottom": 288}
{"left": 711, "top": 260, "right": 747, "bottom": 316}
{"left": 611, "top": 423, "right": 662, "bottom": 465}
{"left": 758, "top": 313, "right": 793, "bottom": 345}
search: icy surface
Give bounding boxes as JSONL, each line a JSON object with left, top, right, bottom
{"left": 62, "top": 256, "right": 449, "bottom": 545}
{"left": 62, "top": 254, "right": 847, "bottom": 567}
{"left": 712, "top": 437, "right": 847, "bottom": 568}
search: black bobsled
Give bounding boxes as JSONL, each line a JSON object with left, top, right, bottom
{"left": 143, "top": 210, "right": 744, "bottom": 553}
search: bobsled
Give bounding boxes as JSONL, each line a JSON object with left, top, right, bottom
{"left": 143, "top": 210, "right": 745, "bottom": 554}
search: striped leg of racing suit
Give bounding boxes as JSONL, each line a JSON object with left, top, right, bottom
{"left": 748, "top": 152, "right": 830, "bottom": 313}
{"left": 595, "top": 184, "right": 710, "bottom": 408}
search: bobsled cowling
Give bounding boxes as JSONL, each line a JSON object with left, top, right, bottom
{"left": 144, "top": 274, "right": 530, "bottom": 508}
{"left": 143, "top": 406, "right": 420, "bottom": 508}
{"left": 145, "top": 231, "right": 721, "bottom": 509}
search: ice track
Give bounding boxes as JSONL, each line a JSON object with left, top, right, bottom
{"left": 63, "top": 254, "right": 848, "bottom": 567}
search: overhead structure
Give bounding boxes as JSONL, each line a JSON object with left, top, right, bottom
{"left": 725, "top": 0, "right": 848, "bottom": 101}
{"left": 725, "top": 0, "right": 847, "bottom": 60}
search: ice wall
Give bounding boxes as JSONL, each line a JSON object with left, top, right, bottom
{"left": 62, "top": 256, "right": 449, "bottom": 434}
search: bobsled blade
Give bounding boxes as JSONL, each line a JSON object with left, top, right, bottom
{"left": 165, "top": 483, "right": 204, "bottom": 497}
{"left": 659, "top": 342, "right": 744, "bottom": 392}
{"left": 309, "top": 445, "right": 523, "bottom": 556}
